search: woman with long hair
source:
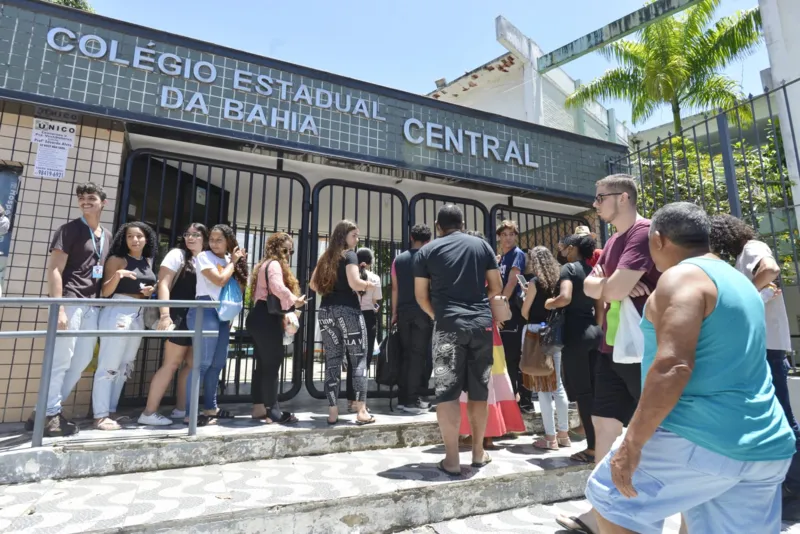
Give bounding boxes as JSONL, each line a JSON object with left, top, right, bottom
{"left": 94, "top": 222, "right": 158, "bottom": 430}
{"left": 346, "top": 247, "right": 381, "bottom": 413}
{"left": 246, "top": 232, "right": 306, "bottom": 424}
{"left": 520, "top": 246, "right": 571, "bottom": 450}
{"left": 458, "top": 231, "right": 525, "bottom": 449}
{"left": 184, "top": 224, "right": 248, "bottom": 426}
{"left": 138, "top": 223, "right": 209, "bottom": 426}
{"left": 310, "top": 220, "right": 375, "bottom": 425}
{"left": 543, "top": 234, "right": 603, "bottom": 463}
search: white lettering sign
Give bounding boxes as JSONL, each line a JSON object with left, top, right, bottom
{"left": 402, "top": 118, "right": 539, "bottom": 168}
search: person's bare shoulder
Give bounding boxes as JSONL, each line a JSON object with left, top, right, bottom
{"left": 654, "top": 262, "right": 717, "bottom": 317}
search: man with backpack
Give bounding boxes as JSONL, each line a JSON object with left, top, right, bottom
{"left": 391, "top": 224, "right": 433, "bottom": 414}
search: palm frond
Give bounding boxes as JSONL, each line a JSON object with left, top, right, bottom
{"left": 703, "top": 7, "right": 763, "bottom": 70}
{"left": 598, "top": 40, "right": 647, "bottom": 69}
{"left": 683, "top": 0, "right": 721, "bottom": 43}
{"left": 679, "top": 74, "right": 746, "bottom": 114}
{"left": 565, "top": 68, "right": 648, "bottom": 109}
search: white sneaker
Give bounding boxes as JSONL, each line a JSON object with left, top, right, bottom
{"left": 402, "top": 405, "right": 425, "bottom": 415}
{"left": 395, "top": 404, "right": 405, "bottom": 411}
{"left": 417, "top": 399, "right": 431, "bottom": 409}
{"left": 170, "top": 409, "right": 186, "bottom": 418}
{"left": 138, "top": 412, "right": 174, "bottom": 426}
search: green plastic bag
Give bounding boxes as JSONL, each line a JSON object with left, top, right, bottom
{"left": 605, "top": 300, "right": 621, "bottom": 346}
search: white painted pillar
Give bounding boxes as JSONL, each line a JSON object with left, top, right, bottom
{"left": 760, "top": 0, "right": 800, "bottom": 225}
{"left": 574, "top": 79, "right": 587, "bottom": 136}
{"left": 496, "top": 16, "right": 545, "bottom": 126}
{"left": 607, "top": 108, "right": 618, "bottom": 144}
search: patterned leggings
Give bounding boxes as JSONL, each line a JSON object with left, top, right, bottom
{"left": 318, "top": 305, "right": 369, "bottom": 406}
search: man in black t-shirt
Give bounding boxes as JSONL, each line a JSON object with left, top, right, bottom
{"left": 391, "top": 224, "right": 433, "bottom": 414}
{"left": 414, "top": 204, "right": 503, "bottom": 476}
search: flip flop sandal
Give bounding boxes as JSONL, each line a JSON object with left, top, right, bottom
{"left": 471, "top": 453, "right": 493, "bottom": 468}
{"left": 212, "top": 410, "right": 235, "bottom": 419}
{"left": 570, "top": 450, "right": 596, "bottom": 464}
{"left": 555, "top": 515, "right": 595, "bottom": 534}
{"left": 327, "top": 417, "right": 339, "bottom": 425}
{"left": 355, "top": 416, "right": 376, "bottom": 426}
{"left": 183, "top": 415, "right": 211, "bottom": 427}
{"left": 94, "top": 418, "right": 121, "bottom": 431}
{"left": 436, "top": 460, "right": 461, "bottom": 477}
{"left": 533, "top": 438, "right": 559, "bottom": 451}
{"left": 278, "top": 412, "right": 298, "bottom": 424}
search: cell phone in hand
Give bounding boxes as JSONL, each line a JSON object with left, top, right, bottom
{"left": 516, "top": 274, "right": 529, "bottom": 288}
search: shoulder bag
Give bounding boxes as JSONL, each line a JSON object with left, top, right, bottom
{"left": 520, "top": 327, "right": 554, "bottom": 376}
{"left": 265, "top": 260, "right": 291, "bottom": 315}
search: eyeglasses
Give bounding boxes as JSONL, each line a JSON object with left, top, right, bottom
{"left": 283, "top": 248, "right": 294, "bottom": 256}
{"left": 184, "top": 232, "right": 202, "bottom": 239}
{"left": 595, "top": 193, "right": 624, "bottom": 204}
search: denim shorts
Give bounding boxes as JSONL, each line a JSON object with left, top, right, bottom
{"left": 586, "top": 428, "right": 790, "bottom": 534}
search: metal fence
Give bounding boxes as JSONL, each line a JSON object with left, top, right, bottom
{"left": 0, "top": 297, "right": 218, "bottom": 447}
{"left": 608, "top": 77, "right": 800, "bottom": 284}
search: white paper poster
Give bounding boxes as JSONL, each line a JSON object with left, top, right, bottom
{"left": 31, "top": 119, "right": 76, "bottom": 180}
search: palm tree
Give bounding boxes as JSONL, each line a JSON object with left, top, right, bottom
{"left": 565, "top": 0, "right": 762, "bottom": 134}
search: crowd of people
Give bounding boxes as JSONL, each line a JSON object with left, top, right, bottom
{"left": 28, "top": 177, "right": 800, "bottom": 530}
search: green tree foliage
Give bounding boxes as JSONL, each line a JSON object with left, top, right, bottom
{"left": 620, "top": 121, "right": 799, "bottom": 282}
{"left": 46, "top": 0, "right": 94, "bottom": 12}
{"left": 566, "top": 0, "right": 762, "bottom": 133}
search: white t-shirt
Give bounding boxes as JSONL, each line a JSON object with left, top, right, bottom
{"left": 161, "top": 248, "right": 191, "bottom": 273}
{"left": 359, "top": 271, "right": 383, "bottom": 311}
{"left": 735, "top": 240, "right": 792, "bottom": 351}
{"left": 195, "top": 251, "right": 230, "bottom": 300}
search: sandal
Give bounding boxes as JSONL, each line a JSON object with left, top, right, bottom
{"left": 327, "top": 418, "right": 338, "bottom": 425}
{"left": 94, "top": 417, "right": 121, "bottom": 431}
{"left": 211, "top": 409, "right": 235, "bottom": 419}
{"left": 556, "top": 515, "right": 596, "bottom": 534}
{"left": 533, "top": 438, "right": 559, "bottom": 450}
{"left": 355, "top": 416, "right": 376, "bottom": 426}
{"left": 277, "top": 412, "right": 298, "bottom": 424}
{"left": 184, "top": 414, "right": 211, "bottom": 427}
{"left": 436, "top": 460, "right": 461, "bottom": 477}
{"left": 471, "top": 452, "right": 492, "bottom": 468}
{"left": 557, "top": 436, "right": 572, "bottom": 448}
{"left": 570, "top": 450, "right": 596, "bottom": 464}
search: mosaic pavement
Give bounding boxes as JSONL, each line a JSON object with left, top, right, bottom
{"left": 406, "top": 499, "right": 800, "bottom": 534}
{"left": 0, "top": 438, "right": 583, "bottom": 533}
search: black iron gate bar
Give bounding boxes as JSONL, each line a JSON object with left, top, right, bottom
{"left": 408, "top": 192, "right": 491, "bottom": 238}
{"left": 305, "top": 178, "right": 408, "bottom": 400}
{"left": 606, "top": 77, "right": 800, "bottom": 286}
{"left": 119, "top": 149, "right": 311, "bottom": 405}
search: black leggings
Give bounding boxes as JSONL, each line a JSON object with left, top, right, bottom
{"left": 246, "top": 301, "right": 285, "bottom": 420}
{"left": 347, "top": 310, "right": 377, "bottom": 401}
{"left": 561, "top": 341, "right": 599, "bottom": 450}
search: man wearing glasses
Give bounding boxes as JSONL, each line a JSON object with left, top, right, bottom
{"left": 558, "top": 174, "right": 660, "bottom": 534}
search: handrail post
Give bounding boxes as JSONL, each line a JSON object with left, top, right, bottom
{"left": 32, "top": 303, "right": 60, "bottom": 447}
{"left": 188, "top": 308, "right": 203, "bottom": 436}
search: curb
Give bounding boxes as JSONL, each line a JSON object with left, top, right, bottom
{"left": 0, "top": 411, "right": 578, "bottom": 485}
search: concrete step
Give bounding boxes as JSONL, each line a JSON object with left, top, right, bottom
{"left": 0, "top": 398, "right": 578, "bottom": 485}
{"left": 0, "top": 437, "right": 592, "bottom": 534}
{"left": 401, "top": 499, "right": 800, "bottom": 534}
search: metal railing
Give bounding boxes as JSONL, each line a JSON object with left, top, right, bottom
{"left": 0, "top": 297, "right": 219, "bottom": 447}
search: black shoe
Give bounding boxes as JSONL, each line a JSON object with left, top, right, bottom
{"left": 519, "top": 403, "right": 536, "bottom": 414}
{"left": 44, "top": 413, "right": 79, "bottom": 437}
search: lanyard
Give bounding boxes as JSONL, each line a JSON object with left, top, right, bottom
{"left": 80, "top": 217, "right": 105, "bottom": 260}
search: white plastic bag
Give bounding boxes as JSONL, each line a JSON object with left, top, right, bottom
{"left": 612, "top": 297, "right": 645, "bottom": 364}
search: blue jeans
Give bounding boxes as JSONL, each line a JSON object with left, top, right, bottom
{"left": 767, "top": 349, "right": 800, "bottom": 494}
{"left": 587, "top": 428, "right": 790, "bottom": 534}
{"left": 185, "top": 296, "right": 231, "bottom": 411}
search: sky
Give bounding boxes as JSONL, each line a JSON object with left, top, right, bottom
{"left": 89, "top": 0, "right": 769, "bottom": 133}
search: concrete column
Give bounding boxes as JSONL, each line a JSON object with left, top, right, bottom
{"left": 574, "top": 79, "right": 586, "bottom": 136}
{"left": 607, "top": 108, "right": 617, "bottom": 144}
{"left": 760, "top": 0, "right": 800, "bottom": 225}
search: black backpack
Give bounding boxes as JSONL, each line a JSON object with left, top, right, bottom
{"left": 375, "top": 325, "right": 400, "bottom": 389}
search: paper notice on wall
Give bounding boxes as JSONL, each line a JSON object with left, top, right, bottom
{"left": 31, "top": 119, "right": 76, "bottom": 180}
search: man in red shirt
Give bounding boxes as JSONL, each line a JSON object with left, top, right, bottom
{"left": 558, "top": 175, "right": 660, "bottom": 534}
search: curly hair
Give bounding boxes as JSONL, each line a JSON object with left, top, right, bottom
{"left": 527, "top": 246, "right": 560, "bottom": 296}
{"left": 173, "top": 223, "right": 209, "bottom": 275}
{"left": 109, "top": 222, "right": 157, "bottom": 260}
{"left": 210, "top": 224, "right": 249, "bottom": 286}
{"left": 250, "top": 232, "right": 299, "bottom": 299}
{"left": 313, "top": 220, "right": 358, "bottom": 296}
{"left": 709, "top": 214, "right": 757, "bottom": 262}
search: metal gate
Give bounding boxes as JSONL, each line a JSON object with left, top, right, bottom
{"left": 489, "top": 205, "right": 590, "bottom": 252}
{"left": 118, "top": 149, "right": 310, "bottom": 406}
{"left": 305, "top": 179, "right": 408, "bottom": 399}
{"left": 409, "top": 193, "right": 490, "bottom": 237}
